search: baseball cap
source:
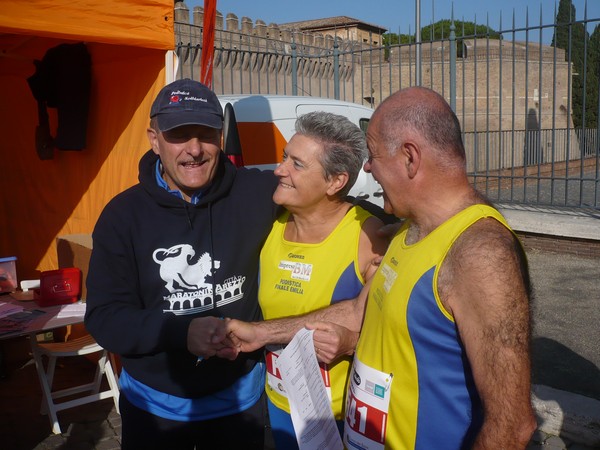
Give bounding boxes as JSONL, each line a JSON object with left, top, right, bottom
{"left": 150, "top": 78, "right": 223, "bottom": 132}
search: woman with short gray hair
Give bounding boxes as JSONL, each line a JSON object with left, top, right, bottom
{"left": 257, "top": 111, "right": 387, "bottom": 449}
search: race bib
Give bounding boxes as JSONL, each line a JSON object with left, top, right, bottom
{"left": 265, "top": 346, "right": 287, "bottom": 395}
{"left": 344, "top": 358, "right": 393, "bottom": 450}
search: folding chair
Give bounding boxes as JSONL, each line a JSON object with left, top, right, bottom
{"left": 31, "top": 333, "right": 120, "bottom": 434}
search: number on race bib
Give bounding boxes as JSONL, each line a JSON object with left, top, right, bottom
{"left": 266, "top": 351, "right": 281, "bottom": 378}
{"left": 345, "top": 390, "right": 387, "bottom": 444}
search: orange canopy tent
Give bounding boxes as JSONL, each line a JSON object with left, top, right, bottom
{"left": 0, "top": 0, "right": 174, "bottom": 280}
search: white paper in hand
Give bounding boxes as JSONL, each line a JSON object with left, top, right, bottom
{"left": 277, "top": 327, "right": 344, "bottom": 450}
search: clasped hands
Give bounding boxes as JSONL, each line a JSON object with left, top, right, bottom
{"left": 187, "top": 316, "right": 358, "bottom": 364}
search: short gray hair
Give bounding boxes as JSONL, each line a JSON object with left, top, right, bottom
{"left": 294, "top": 111, "right": 367, "bottom": 198}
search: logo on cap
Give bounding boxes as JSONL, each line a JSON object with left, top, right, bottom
{"left": 150, "top": 80, "right": 223, "bottom": 131}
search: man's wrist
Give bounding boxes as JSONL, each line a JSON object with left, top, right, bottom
{"left": 252, "top": 321, "right": 272, "bottom": 347}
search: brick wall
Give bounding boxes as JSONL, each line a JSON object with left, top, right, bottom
{"left": 175, "top": 1, "right": 574, "bottom": 136}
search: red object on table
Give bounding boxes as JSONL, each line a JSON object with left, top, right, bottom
{"left": 34, "top": 268, "right": 81, "bottom": 307}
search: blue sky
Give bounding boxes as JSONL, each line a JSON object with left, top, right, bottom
{"left": 185, "top": 0, "right": 600, "bottom": 43}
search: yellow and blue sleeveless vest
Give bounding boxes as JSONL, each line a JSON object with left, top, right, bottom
{"left": 344, "top": 204, "right": 512, "bottom": 450}
{"left": 259, "top": 205, "right": 373, "bottom": 420}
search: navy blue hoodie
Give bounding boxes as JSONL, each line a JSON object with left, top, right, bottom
{"left": 85, "top": 149, "right": 279, "bottom": 398}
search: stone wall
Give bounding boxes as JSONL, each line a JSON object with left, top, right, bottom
{"left": 174, "top": 2, "right": 359, "bottom": 99}
{"left": 174, "top": 1, "right": 577, "bottom": 138}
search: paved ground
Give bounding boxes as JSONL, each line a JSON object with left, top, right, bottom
{"left": 527, "top": 248, "right": 600, "bottom": 401}
{"left": 0, "top": 245, "right": 598, "bottom": 449}
{"left": 0, "top": 354, "right": 121, "bottom": 450}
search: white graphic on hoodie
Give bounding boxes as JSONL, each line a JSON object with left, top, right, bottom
{"left": 153, "top": 244, "right": 219, "bottom": 293}
{"left": 152, "top": 244, "right": 245, "bottom": 315}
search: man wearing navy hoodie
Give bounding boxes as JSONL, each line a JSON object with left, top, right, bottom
{"left": 85, "top": 79, "right": 279, "bottom": 449}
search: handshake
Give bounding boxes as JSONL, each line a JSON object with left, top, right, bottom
{"left": 186, "top": 315, "right": 359, "bottom": 364}
{"left": 186, "top": 316, "right": 256, "bottom": 362}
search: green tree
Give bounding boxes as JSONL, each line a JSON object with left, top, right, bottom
{"left": 584, "top": 24, "right": 599, "bottom": 129}
{"left": 421, "top": 20, "right": 501, "bottom": 42}
{"left": 383, "top": 20, "right": 500, "bottom": 59}
{"left": 382, "top": 32, "right": 413, "bottom": 47}
{"left": 551, "top": 0, "right": 573, "bottom": 48}
{"left": 552, "top": 0, "right": 589, "bottom": 128}
{"left": 382, "top": 32, "right": 414, "bottom": 60}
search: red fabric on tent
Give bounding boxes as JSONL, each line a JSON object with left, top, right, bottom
{"left": 200, "top": 0, "right": 217, "bottom": 88}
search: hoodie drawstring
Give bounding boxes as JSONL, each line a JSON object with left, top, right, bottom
{"left": 208, "top": 203, "right": 217, "bottom": 298}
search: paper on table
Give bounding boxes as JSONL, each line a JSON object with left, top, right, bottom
{"left": 0, "top": 301, "right": 24, "bottom": 319}
{"left": 56, "top": 302, "right": 86, "bottom": 318}
{"left": 277, "top": 327, "right": 344, "bottom": 450}
{"left": 0, "top": 309, "right": 45, "bottom": 336}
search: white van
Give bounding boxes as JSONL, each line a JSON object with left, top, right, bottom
{"left": 218, "top": 94, "right": 384, "bottom": 208}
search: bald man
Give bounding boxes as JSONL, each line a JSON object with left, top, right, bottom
{"left": 222, "top": 87, "right": 537, "bottom": 450}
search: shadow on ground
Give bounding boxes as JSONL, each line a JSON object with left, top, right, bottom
{"left": 0, "top": 341, "right": 118, "bottom": 450}
{"left": 532, "top": 337, "right": 600, "bottom": 401}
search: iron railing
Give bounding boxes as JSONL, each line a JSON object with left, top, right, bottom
{"left": 174, "top": 1, "right": 600, "bottom": 210}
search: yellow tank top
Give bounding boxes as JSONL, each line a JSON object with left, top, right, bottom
{"left": 259, "top": 205, "right": 372, "bottom": 419}
{"left": 344, "top": 204, "right": 512, "bottom": 450}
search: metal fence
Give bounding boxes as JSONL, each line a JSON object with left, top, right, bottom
{"left": 175, "top": 2, "right": 600, "bottom": 211}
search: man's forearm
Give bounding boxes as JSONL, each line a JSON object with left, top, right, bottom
{"left": 228, "top": 294, "right": 365, "bottom": 352}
